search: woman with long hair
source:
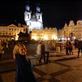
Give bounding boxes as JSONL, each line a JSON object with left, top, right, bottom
{"left": 13, "top": 42, "right": 36, "bottom": 82}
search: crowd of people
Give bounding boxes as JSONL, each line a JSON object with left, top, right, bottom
{"left": 0, "top": 39, "right": 82, "bottom": 82}
{"left": 65, "top": 39, "right": 82, "bottom": 58}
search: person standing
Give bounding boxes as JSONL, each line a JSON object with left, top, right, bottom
{"left": 44, "top": 42, "right": 50, "bottom": 64}
{"left": 77, "top": 40, "right": 82, "bottom": 57}
{"left": 0, "top": 41, "right": 4, "bottom": 60}
{"left": 38, "top": 42, "right": 45, "bottom": 64}
{"left": 13, "top": 42, "right": 36, "bottom": 82}
{"left": 65, "top": 40, "right": 70, "bottom": 55}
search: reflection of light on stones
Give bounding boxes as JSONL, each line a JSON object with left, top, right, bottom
{"left": 42, "top": 80, "right": 49, "bottom": 82}
{"left": 43, "top": 75, "right": 52, "bottom": 80}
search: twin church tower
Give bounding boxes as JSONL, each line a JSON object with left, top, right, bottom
{"left": 24, "top": 1, "right": 43, "bottom": 32}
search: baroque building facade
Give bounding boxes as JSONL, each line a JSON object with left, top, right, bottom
{"left": 31, "top": 27, "right": 58, "bottom": 40}
{"left": 1, "top": 20, "right": 82, "bottom": 41}
{"left": 59, "top": 20, "right": 82, "bottom": 40}
{"left": 0, "top": 24, "right": 58, "bottom": 41}
{"left": 0, "top": 24, "right": 27, "bottom": 41}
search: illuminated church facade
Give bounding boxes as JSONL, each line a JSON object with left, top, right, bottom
{"left": 0, "top": 20, "right": 82, "bottom": 41}
{"left": 58, "top": 20, "right": 82, "bottom": 40}
{"left": 24, "top": 1, "right": 43, "bottom": 32}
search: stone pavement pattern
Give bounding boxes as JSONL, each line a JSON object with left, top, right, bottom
{"left": 0, "top": 49, "right": 82, "bottom": 82}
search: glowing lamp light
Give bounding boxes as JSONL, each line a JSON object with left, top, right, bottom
{"left": 31, "top": 35, "right": 38, "bottom": 40}
{"left": 43, "top": 35, "right": 48, "bottom": 40}
{"left": 15, "top": 34, "right": 19, "bottom": 40}
{"left": 73, "top": 36, "right": 76, "bottom": 40}
{"left": 61, "top": 37, "right": 64, "bottom": 40}
{"left": 51, "top": 35, "right": 57, "bottom": 40}
{"left": 67, "top": 38, "right": 70, "bottom": 40}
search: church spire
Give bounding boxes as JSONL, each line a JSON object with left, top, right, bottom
{"left": 36, "top": 3, "right": 41, "bottom": 13}
{"left": 25, "top": 0, "right": 30, "bottom": 12}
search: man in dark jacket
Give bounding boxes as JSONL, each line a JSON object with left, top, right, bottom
{"left": 39, "top": 42, "right": 45, "bottom": 64}
{"left": 77, "top": 40, "right": 82, "bottom": 57}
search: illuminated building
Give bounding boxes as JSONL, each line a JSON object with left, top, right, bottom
{"left": 0, "top": 24, "right": 27, "bottom": 41}
{"left": 31, "top": 27, "right": 58, "bottom": 40}
{"left": 1, "top": 19, "right": 82, "bottom": 41}
{"left": 24, "top": 1, "right": 58, "bottom": 41}
{"left": 0, "top": 23, "right": 58, "bottom": 41}
{"left": 59, "top": 20, "right": 82, "bottom": 40}
{"left": 24, "top": 1, "right": 43, "bottom": 32}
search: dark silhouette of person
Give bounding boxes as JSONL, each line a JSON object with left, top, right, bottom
{"left": 44, "top": 42, "right": 50, "bottom": 64}
{"left": 13, "top": 42, "right": 36, "bottom": 82}
{"left": 39, "top": 42, "right": 45, "bottom": 64}
{"left": 74, "top": 39, "right": 78, "bottom": 49}
{"left": 65, "top": 40, "right": 70, "bottom": 55}
{"left": 69, "top": 41, "right": 73, "bottom": 55}
{"left": 77, "top": 40, "right": 82, "bottom": 57}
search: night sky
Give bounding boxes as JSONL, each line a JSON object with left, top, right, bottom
{"left": 0, "top": 0, "right": 82, "bottom": 29}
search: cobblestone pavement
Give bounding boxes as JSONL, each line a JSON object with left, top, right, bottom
{"left": 1, "top": 49, "right": 82, "bottom": 82}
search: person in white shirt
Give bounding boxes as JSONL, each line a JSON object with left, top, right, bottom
{"left": 36, "top": 41, "right": 45, "bottom": 64}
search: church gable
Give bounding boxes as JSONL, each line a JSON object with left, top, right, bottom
{"left": 8, "top": 24, "right": 17, "bottom": 27}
